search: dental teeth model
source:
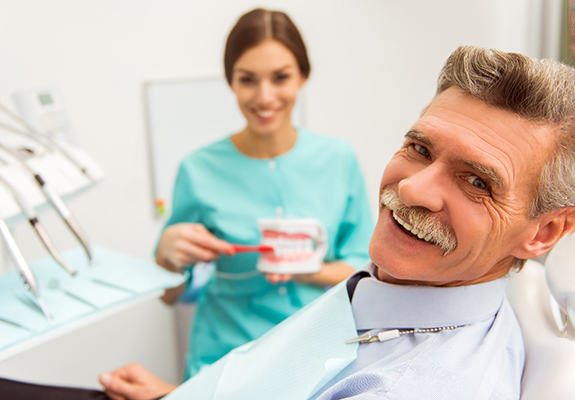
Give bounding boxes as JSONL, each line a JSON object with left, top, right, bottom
{"left": 260, "top": 230, "right": 315, "bottom": 262}
{"left": 256, "top": 218, "right": 327, "bottom": 274}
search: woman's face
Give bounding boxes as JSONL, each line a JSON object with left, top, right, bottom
{"left": 230, "top": 39, "right": 306, "bottom": 136}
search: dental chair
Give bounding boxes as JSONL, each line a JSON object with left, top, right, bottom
{"left": 506, "top": 233, "right": 575, "bottom": 399}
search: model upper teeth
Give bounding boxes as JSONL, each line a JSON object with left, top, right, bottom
{"left": 262, "top": 234, "right": 314, "bottom": 258}
{"left": 257, "top": 110, "right": 273, "bottom": 117}
{"left": 393, "top": 212, "right": 433, "bottom": 243}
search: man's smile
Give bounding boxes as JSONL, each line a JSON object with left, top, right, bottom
{"left": 392, "top": 211, "right": 435, "bottom": 242}
{"left": 380, "top": 186, "right": 458, "bottom": 255}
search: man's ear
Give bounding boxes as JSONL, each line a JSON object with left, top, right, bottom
{"left": 513, "top": 206, "right": 575, "bottom": 259}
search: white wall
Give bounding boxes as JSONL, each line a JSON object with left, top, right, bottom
{"left": 0, "top": 0, "right": 564, "bottom": 386}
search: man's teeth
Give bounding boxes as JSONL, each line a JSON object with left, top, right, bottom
{"left": 392, "top": 212, "right": 433, "bottom": 243}
{"left": 256, "top": 110, "right": 274, "bottom": 117}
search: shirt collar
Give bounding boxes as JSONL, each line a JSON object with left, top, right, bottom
{"left": 350, "top": 263, "right": 508, "bottom": 330}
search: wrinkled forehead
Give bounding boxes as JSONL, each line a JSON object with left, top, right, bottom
{"left": 415, "top": 89, "right": 560, "bottom": 190}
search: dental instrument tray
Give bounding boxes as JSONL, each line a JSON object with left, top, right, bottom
{"left": 0, "top": 245, "right": 185, "bottom": 357}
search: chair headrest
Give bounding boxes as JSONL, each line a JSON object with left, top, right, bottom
{"left": 545, "top": 233, "right": 575, "bottom": 340}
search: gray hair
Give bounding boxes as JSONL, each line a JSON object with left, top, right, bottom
{"left": 437, "top": 46, "right": 575, "bottom": 219}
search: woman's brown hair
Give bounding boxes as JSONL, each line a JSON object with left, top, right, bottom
{"left": 224, "top": 8, "right": 311, "bottom": 84}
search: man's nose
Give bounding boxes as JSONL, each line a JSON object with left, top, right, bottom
{"left": 397, "top": 164, "right": 446, "bottom": 212}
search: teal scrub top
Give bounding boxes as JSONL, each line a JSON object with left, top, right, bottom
{"left": 163, "top": 127, "right": 373, "bottom": 378}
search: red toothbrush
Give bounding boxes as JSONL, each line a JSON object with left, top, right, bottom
{"left": 231, "top": 244, "right": 275, "bottom": 253}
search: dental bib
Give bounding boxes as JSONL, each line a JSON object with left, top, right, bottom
{"left": 163, "top": 282, "right": 357, "bottom": 400}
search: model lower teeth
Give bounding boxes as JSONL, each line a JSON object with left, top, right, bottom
{"left": 262, "top": 232, "right": 315, "bottom": 261}
{"left": 393, "top": 212, "right": 433, "bottom": 243}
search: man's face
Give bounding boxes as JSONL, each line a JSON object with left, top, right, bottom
{"left": 369, "top": 87, "right": 558, "bottom": 286}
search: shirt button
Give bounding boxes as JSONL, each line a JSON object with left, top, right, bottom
{"left": 275, "top": 206, "right": 284, "bottom": 215}
{"left": 278, "top": 286, "right": 287, "bottom": 295}
{"left": 268, "top": 161, "right": 277, "bottom": 169}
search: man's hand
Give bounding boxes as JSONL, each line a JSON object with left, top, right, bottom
{"left": 99, "top": 363, "right": 177, "bottom": 400}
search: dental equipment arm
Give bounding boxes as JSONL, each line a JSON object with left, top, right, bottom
{"left": 0, "top": 143, "right": 93, "bottom": 263}
{"left": 33, "top": 173, "right": 93, "bottom": 263}
{"left": 0, "top": 102, "right": 97, "bottom": 183}
{"left": 0, "top": 173, "right": 76, "bottom": 276}
{"left": 0, "top": 219, "right": 54, "bottom": 324}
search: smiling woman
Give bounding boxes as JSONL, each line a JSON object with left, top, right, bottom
{"left": 229, "top": 40, "right": 305, "bottom": 156}
{"left": 224, "top": 9, "right": 309, "bottom": 156}
{"left": 152, "top": 8, "right": 374, "bottom": 380}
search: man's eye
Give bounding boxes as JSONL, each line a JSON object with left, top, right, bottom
{"left": 467, "top": 175, "right": 489, "bottom": 190}
{"left": 413, "top": 144, "right": 430, "bottom": 158}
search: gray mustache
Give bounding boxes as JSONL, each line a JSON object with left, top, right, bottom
{"left": 380, "top": 187, "right": 458, "bottom": 255}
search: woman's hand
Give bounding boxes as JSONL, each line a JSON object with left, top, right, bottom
{"left": 265, "top": 272, "right": 294, "bottom": 285}
{"left": 156, "top": 223, "right": 235, "bottom": 272}
{"left": 99, "top": 363, "right": 177, "bottom": 400}
{"left": 264, "top": 261, "right": 355, "bottom": 287}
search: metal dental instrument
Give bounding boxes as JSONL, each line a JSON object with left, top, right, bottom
{"left": 0, "top": 172, "right": 76, "bottom": 276}
{"left": 345, "top": 325, "right": 464, "bottom": 345}
{"left": 0, "top": 316, "right": 30, "bottom": 331}
{"left": 0, "top": 219, "right": 54, "bottom": 324}
{"left": 0, "top": 102, "right": 97, "bottom": 183}
{"left": 0, "top": 144, "right": 93, "bottom": 263}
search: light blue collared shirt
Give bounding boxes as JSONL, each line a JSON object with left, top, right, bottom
{"left": 312, "top": 264, "right": 525, "bottom": 399}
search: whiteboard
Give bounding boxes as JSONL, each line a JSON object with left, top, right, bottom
{"left": 143, "top": 76, "right": 305, "bottom": 218}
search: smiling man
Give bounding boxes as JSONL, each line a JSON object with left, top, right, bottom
{"left": 371, "top": 86, "right": 562, "bottom": 287}
{"left": 3, "top": 46, "right": 575, "bottom": 400}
